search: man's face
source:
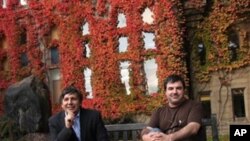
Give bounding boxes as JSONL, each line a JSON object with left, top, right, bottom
{"left": 165, "top": 81, "right": 185, "bottom": 107}
{"left": 61, "top": 93, "right": 81, "bottom": 114}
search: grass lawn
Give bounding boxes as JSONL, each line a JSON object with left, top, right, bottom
{"left": 207, "top": 134, "right": 229, "bottom": 141}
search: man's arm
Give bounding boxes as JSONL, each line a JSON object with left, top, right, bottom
{"left": 49, "top": 118, "right": 73, "bottom": 141}
{"left": 159, "top": 122, "right": 201, "bottom": 141}
{"left": 141, "top": 127, "right": 162, "bottom": 141}
{"left": 141, "top": 107, "right": 163, "bottom": 141}
{"left": 161, "top": 101, "right": 203, "bottom": 140}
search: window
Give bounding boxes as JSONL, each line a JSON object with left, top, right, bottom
{"left": 142, "top": 7, "right": 154, "bottom": 24}
{"left": 19, "top": 29, "right": 27, "bottom": 45}
{"left": 84, "top": 68, "right": 93, "bottom": 98}
{"left": 117, "top": 13, "right": 127, "bottom": 28}
{"left": 20, "top": 53, "right": 29, "bottom": 67}
{"left": 83, "top": 43, "right": 91, "bottom": 58}
{"left": 20, "top": 0, "right": 27, "bottom": 6}
{"left": 0, "top": 34, "right": 7, "bottom": 70}
{"left": 50, "top": 26, "right": 59, "bottom": 40}
{"left": 118, "top": 37, "right": 128, "bottom": 53}
{"left": 82, "top": 22, "right": 90, "bottom": 36}
{"left": 0, "top": 34, "right": 4, "bottom": 49}
{"left": 0, "top": 57, "right": 7, "bottom": 71}
{"left": 232, "top": 88, "right": 245, "bottom": 118}
{"left": 143, "top": 59, "right": 158, "bottom": 94}
{"left": 228, "top": 41, "right": 238, "bottom": 62}
{"left": 48, "top": 69, "right": 61, "bottom": 103}
{"left": 143, "top": 32, "right": 155, "bottom": 49}
{"left": 199, "top": 91, "right": 211, "bottom": 118}
{"left": 228, "top": 29, "right": 239, "bottom": 62}
{"left": 197, "top": 43, "right": 206, "bottom": 65}
{"left": 50, "top": 47, "right": 59, "bottom": 64}
{"left": 120, "top": 61, "right": 131, "bottom": 95}
{"left": 2, "top": 0, "right": 7, "bottom": 8}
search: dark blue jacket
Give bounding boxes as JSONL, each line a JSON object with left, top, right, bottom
{"left": 49, "top": 108, "right": 109, "bottom": 141}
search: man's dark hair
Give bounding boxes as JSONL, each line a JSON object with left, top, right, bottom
{"left": 59, "top": 85, "right": 83, "bottom": 103}
{"left": 163, "top": 74, "right": 186, "bottom": 91}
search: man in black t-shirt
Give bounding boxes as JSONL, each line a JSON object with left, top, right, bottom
{"left": 141, "top": 74, "right": 203, "bottom": 141}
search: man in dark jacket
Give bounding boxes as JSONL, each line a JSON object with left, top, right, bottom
{"left": 49, "top": 85, "right": 109, "bottom": 141}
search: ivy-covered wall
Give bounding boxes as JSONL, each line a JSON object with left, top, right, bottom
{"left": 191, "top": 0, "right": 250, "bottom": 83}
{"left": 0, "top": 0, "right": 189, "bottom": 121}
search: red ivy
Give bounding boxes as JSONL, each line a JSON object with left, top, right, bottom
{"left": 0, "top": 0, "right": 187, "bottom": 121}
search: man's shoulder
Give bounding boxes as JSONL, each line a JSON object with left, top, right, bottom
{"left": 181, "top": 99, "right": 203, "bottom": 112}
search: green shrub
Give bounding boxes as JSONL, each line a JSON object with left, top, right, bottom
{"left": 0, "top": 115, "right": 25, "bottom": 141}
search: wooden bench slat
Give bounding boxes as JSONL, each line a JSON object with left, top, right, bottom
{"left": 123, "top": 131, "right": 128, "bottom": 141}
{"left": 113, "top": 132, "right": 119, "bottom": 140}
{"left": 132, "top": 130, "right": 137, "bottom": 141}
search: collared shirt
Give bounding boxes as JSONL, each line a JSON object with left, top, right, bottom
{"left": 72, "top": 112, "right": 81, "bottom": 141}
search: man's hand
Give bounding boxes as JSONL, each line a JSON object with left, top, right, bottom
{"left": 65, "top": 111, "right": 75, "bottom": 128}
{"left": 142, "top": 132, "right": 162, "bottom": 141}
{"left": 142, "top": 132, "right": 173, "bottom": 141}
{"left": 157, "top": 132, "right": 172, "bottom": 141}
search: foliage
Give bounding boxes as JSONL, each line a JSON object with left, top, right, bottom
{"left": 190, "top": 0, "right": 250, "bottom": 123}
{"left": 191, "top": 0, "right": 250, "bottom": 82}
{"left": 0, "top": 0, "right": 187, "bottom": 121}
{"left": 0, "top": 115, "right": 26, "bottom": 141}
{"left": 0, "top": 94, "right": 3, "bottom": 116}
